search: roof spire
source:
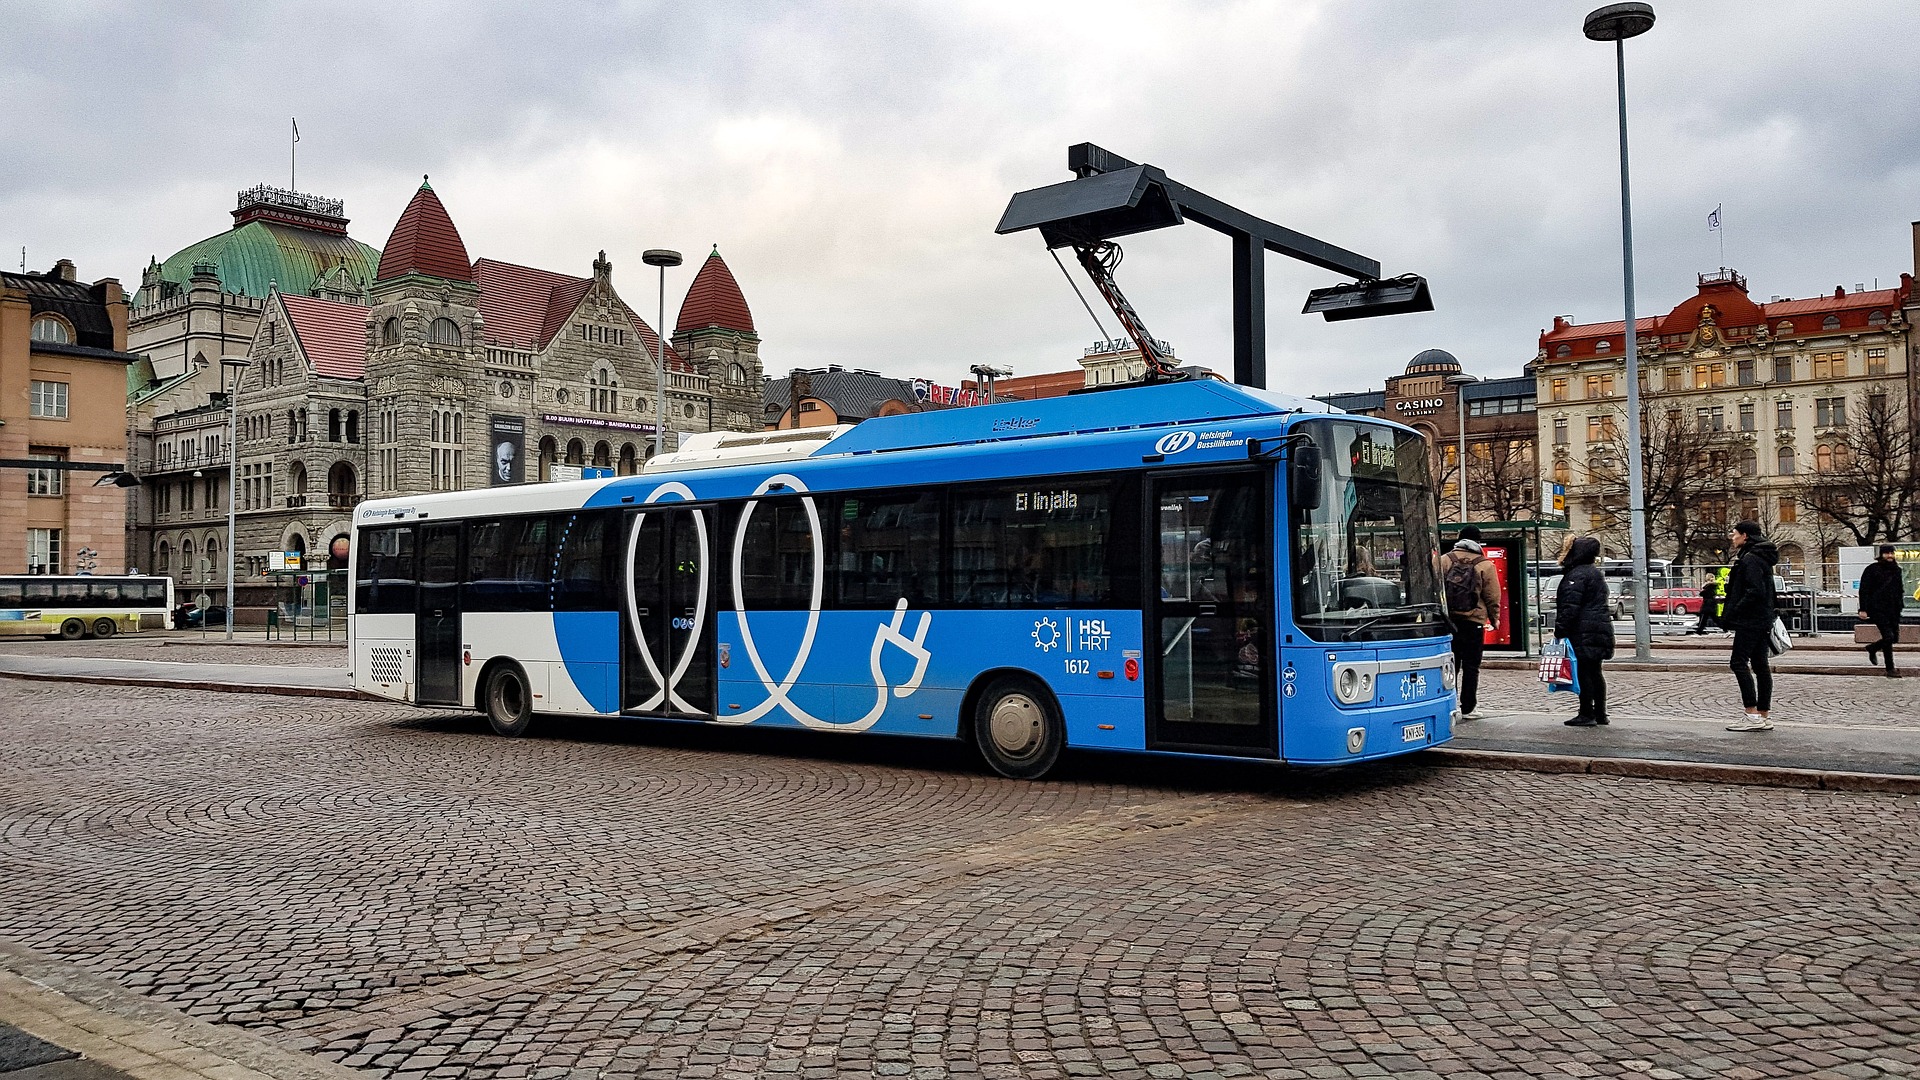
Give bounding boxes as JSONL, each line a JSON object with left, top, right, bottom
{"left": 375, "top": 181, "right": 472, "bottom": 283}
{"left": 421, "top": 174, "right": 432, "bottom": 190}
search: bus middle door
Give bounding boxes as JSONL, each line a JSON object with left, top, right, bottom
{"left": 621, "top": 506, "right": 716, "bottom": 718}
{"left": 416, "top": 523, "right": 463, "bottom": 706}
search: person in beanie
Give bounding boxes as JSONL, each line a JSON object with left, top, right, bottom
{"left": 1441, "top": 525, "right": 1502, "bottom": 719}
{"left": 1552, "top": 536, "right": 1613, "bottom": 726}
{"left": 1723, "top": 521, "right": 1779, "bottom": 730}
{"left": 1859, "top": 544, "right": 1906, "bottom": 677}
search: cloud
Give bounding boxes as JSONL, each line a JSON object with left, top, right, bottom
{"left": 4, "top": 0, "right": 1916, "bottom": 394}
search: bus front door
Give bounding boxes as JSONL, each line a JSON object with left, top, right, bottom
{"left": 622, "top": 506, "right": 715, "bottom": 718}
{"left": 1147, "top": 470, "right": 1277, "bottom": 757}
{"left": 416, "top": 523, "right": 463, "bottom": 706}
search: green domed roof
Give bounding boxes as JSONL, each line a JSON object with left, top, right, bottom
{"left": 135, "top": 219, "right": 380, "bottom": 308}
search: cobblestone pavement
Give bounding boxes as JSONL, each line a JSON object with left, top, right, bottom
{"left": 2, "top": 680, "right": 1916, "bottom": 1079}
{"left": 1477, "top": 667, "right": 1920, "bottom": 727}
{"left": 0, "top": 638, "right": 346, "bottom": 668}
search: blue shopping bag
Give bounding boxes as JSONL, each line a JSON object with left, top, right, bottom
{"left": 1538, "top": 638, "right": 1580, "bottom": 694}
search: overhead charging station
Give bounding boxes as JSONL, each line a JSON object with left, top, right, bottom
{"left": 996, "top": 143, "right": 1433, "bottom": 388}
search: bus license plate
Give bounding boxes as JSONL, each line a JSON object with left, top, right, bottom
{"left": 1401, "top": 722, "right": 1427, "bottom": 743}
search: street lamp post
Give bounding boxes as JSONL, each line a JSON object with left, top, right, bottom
{"left": 641, "top": 249, "right": 683, "bottom": 460}
{"left": 1585, "top": 1, "right": 1656, "bottom": 661}
{"left": 219, "top": 356, "right": 250, "bottom": 642}
{"left": 1445, "top": 371, "right": 1480, "bottom": 522}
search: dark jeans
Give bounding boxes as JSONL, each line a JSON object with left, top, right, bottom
{"left": 1576, "top": 655, "right": 1606, "bottom": 720}
{"left": 1730, "top": 627, "right": 1773, "bottom": 710}
{"left": 1449, "top": 616, "right": 1485, "bottom": 713}
{"left": 1866, "top": 618, "right": 1900, "bottom": 672}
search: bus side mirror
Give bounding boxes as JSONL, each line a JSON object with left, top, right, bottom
{"left": 1291, "top": 444, "right": 1323, "bottom": 510}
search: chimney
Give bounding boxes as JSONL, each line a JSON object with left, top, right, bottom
{"left": 1911, "top": 221, "right": 1920, "bottom": 279}
{"left": 52, "top": 259, "right": 76, "bottom": 282}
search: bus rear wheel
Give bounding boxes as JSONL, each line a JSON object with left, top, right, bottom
{"left": 973, "top": 676, "right": 1063, "bottom": 780}
{"left": 484, "top": 664, "right": 535, "bottom": 737}
{"left": 92, "top": 618, "right": 117, "bottom": 639}
{"left": 59, "top": 618, "right": 86, "bottom": 641}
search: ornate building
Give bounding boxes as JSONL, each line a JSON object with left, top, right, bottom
{"left": 177, "top": 179, "right": 764, "bottom": 616}
{"left": 1533, "top": 267, "right": 1914, "bottom": 578}
{"left": 1318, "top": 349, "right": 1541, "bottom": 523}
{"left": 127, "top": 185, "right": 383, "bottom": 588}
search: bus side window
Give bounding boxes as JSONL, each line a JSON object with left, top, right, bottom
{"left": 731, "top": 498, "right": 814, "bottom": 610}
{"left": 356, "top": 526, "right": 416, "bottom": 614}
{"left": 835, "top": 492, "right": 941, "bottom": 608}
{"left": 0, "top": 581, "right": 22, "bottom": 606}
{"left": 552, "top": 512, "right": 609, "bottom": 611}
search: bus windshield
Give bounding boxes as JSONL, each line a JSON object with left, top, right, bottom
{"left": 1289, "top": 419, "right": 1446, "bottom": 642}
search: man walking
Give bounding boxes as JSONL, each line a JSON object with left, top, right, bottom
{"left": 1859, "top": 545, "right": 1906, "bottom": 678}
{"left": 1442, "top": 525, "right": 1502, "bottom": 719}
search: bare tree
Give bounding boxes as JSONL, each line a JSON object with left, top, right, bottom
{"left": 1581, "top": 404, "right": 1744, "bottom": 563}
{"left": 1469, "top": 437, "right": 1538, "bottom": 522}
{"left": 1792, "top": 386, "right": 1920, "bottom": 546}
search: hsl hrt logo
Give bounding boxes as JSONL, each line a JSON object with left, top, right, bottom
{"left": 1154, "top": 430, "right": 1198, "bottom": 455}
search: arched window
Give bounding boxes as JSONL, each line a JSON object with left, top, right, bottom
{"left": 565, "top": 438, "right": 585, "bottom": 465}
{"left": 1868, "top": 310, "right": 1888, "bottom": 327}
{"left": 329, "top": 408, "right": 342, "bottom": 442}
{"left": 204, "top": 536, "right": 220, "bottom": 580}
{"left": 1552, "top": 460, "right": 1569, "bottom": 484}
{"left": 1554, "top": 344, "right": 1571, "bottom": 358}
{"left": 1776, "top": 445, "right": 1795, "bottom": 474}
{"left": 451, "top": 412, "right": 461, "bottom": 442}
{"left": 430, "top": 412, "right": 439, "bottom": 441}
{"left": 593, "top": 440, "right": 612, "bottom": 468}
{"left": 428, "top": 318, "right": 462, "bottom": 346}
{"left": 589, "top": 366, "right": 619, "bottom": 413}
{"left": 1739, "top": 448, "right": 1757, "bottom": 477}
{"left": 287, "top": 409, "right": 299, "bottom": 444}
{"left": 619, "top": 443, "right": 637, "bottom": 475}
{"left": 537, "top": 436, "right": 557, "bottom": 482}
{"left": 1595, "top": 339, "right": 1611, "bottom": 353}
{"left": 328, "top": 462, "right": 357, "bottom": 507}
{"left": 728, "top": 363, "right": 747, "bottom": 385}
{"left": 381, "top": 317, "right": 400, "bottom": 345}
{"left": 156, "top": 541, "right": 171, "bottom": 575}
{"left": 1822, "top": 315, "right": 1841, "bottom": 331}
{"left": 1815, "top": 445, "right": 1833, "bottom": 471}
{"left": 346, "top": 410, "right": 359, "bottom": 443}
{"left": 1776, "top": 320, "right": 1794, "bottom": 336}
{"left": 30, "top": 316, "right": 72, "bottom": 344}
{"left": 1833, "top": 442, "right": 1850, "bottom": 469}
{"left": 181, "top": 538, "right": 195, "bottom": 578}
{"left": 264, "top": 323, "right": 276, "bottom": 347}
{"left": 289, "top": 461, "right": 308, "bottom": 497}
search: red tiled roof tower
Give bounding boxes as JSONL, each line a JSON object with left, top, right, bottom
{"left": 675, "top": 247, "right": 755, "bottom": 334}
{"left": 375, "top": 177, "right": 473, "bottom": 283}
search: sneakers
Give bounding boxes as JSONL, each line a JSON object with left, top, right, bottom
{"left": 1460, "top": 710, "right": 1482, "bottom": 720}
{"left": 1564, "top": 715, "right": 1598, "bottom": 727}
{"left": 1727, "top": 714, "right": 1774, "bottom": 732}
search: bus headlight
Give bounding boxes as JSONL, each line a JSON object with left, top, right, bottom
{"left": 1441, "top": 656, "right": 1457, "bottom": 691}
{"left": 1332, "top": 663, "right": 1375, "bottom": 704}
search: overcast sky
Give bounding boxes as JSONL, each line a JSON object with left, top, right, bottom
{"left": 5, "top": 0, "right": 1918, "bottom": 394}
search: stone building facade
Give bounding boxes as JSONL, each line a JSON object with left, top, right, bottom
{"left": 1, "top": 261, "right": 140, "bottom": 574}
{"left": 1533, "top": 267, "right": 1914, "bottom": 578}
{"left": 196, "top": 179, "right": 761, "bottom": 617}
{"left": 1318, "top": 348, "right": 1541, "bottom": 523}
{"left": 128, "top": 185, "right": 382, "bottom": 593}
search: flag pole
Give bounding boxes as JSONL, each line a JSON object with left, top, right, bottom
{"left": 291, "top": 118, "right": 299, "bottom": 190}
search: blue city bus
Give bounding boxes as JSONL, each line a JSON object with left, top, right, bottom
{"left": 349, "top": 380, "right": 1455, "bottom": 778}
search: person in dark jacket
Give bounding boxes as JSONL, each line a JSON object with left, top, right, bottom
{"left": 1552, "top": 536, "right": 1614, "bottom": 726}
{"left": 1722, "top": 521, "right": 1779, "bottom": 731}
{"left": 1859, "top": 545, "right": 1907, "bottom": 677}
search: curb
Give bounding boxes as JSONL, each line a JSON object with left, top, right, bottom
{"left": 0, "top": 940, "right": 364, "bottom": 1080}
{"left": 1482, "top": 659, "right": 1900, "bottom": 676}
{"left": 1428, "top": 747, "right": 1920, "bottom": 795}
{"left": 0, "top": 670, "right": 364, "bottom": 701}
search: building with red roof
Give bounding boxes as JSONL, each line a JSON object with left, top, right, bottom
{"left": 1534, "top": 263, "right": 1914, "bottom": 578}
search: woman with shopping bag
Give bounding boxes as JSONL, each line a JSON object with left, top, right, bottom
{"left": 1552, "top": 536, "right": 1614, "bottom": 726}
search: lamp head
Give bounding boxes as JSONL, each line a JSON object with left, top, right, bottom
{"left": 1584, "top": 2, "right": 1654, "bottom": 41}
{"left": 219, "top": 355, "right": 250, "bottom": 370}
{"left": 642, "top": 249, "right": 683, "bottom": 268}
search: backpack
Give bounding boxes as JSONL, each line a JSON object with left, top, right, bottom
{"left": 1444, "top": 554, "right": 1484, "bottom": 615}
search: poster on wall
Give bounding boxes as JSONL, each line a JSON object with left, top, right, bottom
{"left": 1482, "top": 542, "right": 1513, "bottom": 647}
{"left": 490, "top": 415, "right": 525, "bottom": 486}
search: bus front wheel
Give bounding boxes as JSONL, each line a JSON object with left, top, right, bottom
{"left": 59, "top": 618, "right": 86, "bottom": 641}
{"left": 484, "top": 664, "right": 535, "bottom": 737}
{"left": 973, "top": 676, "right": 1063, "bottom": 780}
{"left": 92, "top": 618, "right": 117, "bottom": 639}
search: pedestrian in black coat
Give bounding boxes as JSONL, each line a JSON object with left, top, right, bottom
{"left": 1859, "top": 545, "right": 1906, "bottom": 677}
{"left": 1552, "top": 536, "right": 1613, "bottom": 726}
{"left": 1723, "top": 521, "right": 1779, "bottom": 731}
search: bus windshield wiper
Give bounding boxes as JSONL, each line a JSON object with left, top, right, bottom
{"left": 1339, "top": 602, "right": 1445, "bottom": 640}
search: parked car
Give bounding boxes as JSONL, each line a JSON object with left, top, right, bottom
{"left": 1646, "top": 587, "right": 1704, "bottom": 616}
{"left": 180, "top": 606, "right": 227, "bottom": 628}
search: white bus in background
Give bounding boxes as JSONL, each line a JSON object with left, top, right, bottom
{"left": 0, "top": 575, "right": 175, "bottom": 639}
{"left": 1840, "top": 544, "right": 1920, "bottom": 611}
